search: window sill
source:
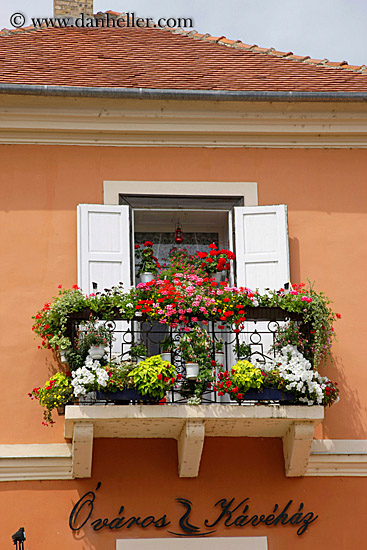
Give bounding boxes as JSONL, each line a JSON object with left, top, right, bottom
{"left": 64, "top": 404, "right": 324, "bottom": 478}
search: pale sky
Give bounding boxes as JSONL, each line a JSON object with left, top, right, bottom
{"left": 1, "top": 0, "right": 367, "bottom": 67}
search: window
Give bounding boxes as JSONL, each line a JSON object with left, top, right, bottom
{"left": 77, "top": 201, "right": 289, "bottom": 293}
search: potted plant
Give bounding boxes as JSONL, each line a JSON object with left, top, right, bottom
{"left": 96, "top": 360, "right": 146, "bottom": 403}
{"left": 234, "top": 341, "right": 251, "bottom": 361}
{"left": 214, "top": 339, "right": 225, "bottom": 366}
{"left": 57, "top": 336, "right": 73, "bottom": 363}
{"left": 28, "top": 372, "right": 73, "bottom": 425}
{"left": 262, "top": 345, "right": 339, "bottom": 406}
{"left": 213, "top": 360, "right": 264, "bottom": 402}
{"left": 96, "top": 356, "right": 178, "bottom": 403}
{"left": 135, "top": 241, "right": 160, "bottom": 283}
{"left": 78, "top": 320, "right": 113, "bottom": 360}
{"left": 126, "top": 355, "right": 177, "bottom": 401}
{"left": 178, "top": 326, "right": 213, "bottom": 380}
{"left": 130, "top": 341, "right": 148, "bottom": 363}
{"left": 70, "top": 356, "right": 110, "bottom": 400}
{"left": 196, "top": 243, "right": 235, "bottom": 281}
{"left": 160, "top": 334, "right": 174, "bottom": 362}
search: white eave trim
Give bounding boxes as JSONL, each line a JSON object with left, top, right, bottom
{"left": 1, "top": 95, "right": 367, "bottom": 147}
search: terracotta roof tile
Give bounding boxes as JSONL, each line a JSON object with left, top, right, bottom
{"left": 0, "top": 14, "right": 366, "bottom": 91}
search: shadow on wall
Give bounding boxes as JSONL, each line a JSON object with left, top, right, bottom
{"left": 323, "top": 354, "right": 366, "bottom": 440}
{"left": 289, "top": 237, "right": 300, "bottom": 283}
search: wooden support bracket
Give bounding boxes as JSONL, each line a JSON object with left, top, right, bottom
{"left": 177, "top": 419, "right": 205, "bottom": 478}
{"left": 72, "top": 422, "right": 94, "bottom": 478}
{"left": 283, "top": 421, "right": 315, "bottom": 477}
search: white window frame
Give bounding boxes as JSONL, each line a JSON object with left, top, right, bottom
{"left": 103, "top": 181, "right": 258, "bottom": 206}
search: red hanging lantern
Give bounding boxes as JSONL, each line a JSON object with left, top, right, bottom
{"left": 175, "top": 223, "right": 183, "bottom": 244}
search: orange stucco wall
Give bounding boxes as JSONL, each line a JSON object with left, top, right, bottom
{"left": 0, "top": 438, "right": 365, "bottom": 550}
{"left": 1, "top": 144, "right": 366, "bottom": 441}
{"left": 1, "top": 144, "right": 367, "bottom": 549}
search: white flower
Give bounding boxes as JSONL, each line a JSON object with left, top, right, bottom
{"left": 261, "top": 345, "right": 335, "bottom": 405}
{"left": 71, "top": 358, "right": 108, "bottom": 394}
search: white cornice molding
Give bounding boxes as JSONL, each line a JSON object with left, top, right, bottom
{"left": 306, "top": 439, "right": 367, "bottom": 476}
{"left": 0, "top": 444, "right": 72, "bottom": 481}
{"left": 1, "top": 96, "right": 367, "bottom": 147}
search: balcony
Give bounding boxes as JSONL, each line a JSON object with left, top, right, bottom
{"left": 64, "top": 307, "right": 324, "bottom": 478}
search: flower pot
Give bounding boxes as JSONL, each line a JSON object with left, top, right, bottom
{"left": 185, "top": 362, "right": 200, "bottom": 380}
{"left": 56, "top": 405, "right": 65, "bottom": 415}
{"left": 215, "top": 351, "right": 225, "bottom": 367}
{"left": 96, "top": 389, "right": 157, "bottom": 404}
{"left": 59, "top": 349, "right": 69, "bottom": 363}
{"left": 237, "top": 388, "right": 295, "bottom": 403}
{"left": 88, "top": 345, "right": 106, "bottom": 360}
{"left": 140, "top": 272, "right": 155, "bottom": 284}
{"left": 79, "top": 391, "right": 97, "bottom": 404}
{"left": 212, "top": 271, "right": 223, "bottom": 283}
{"left": 160, "top": 352, "right": 172, "bottom": 362}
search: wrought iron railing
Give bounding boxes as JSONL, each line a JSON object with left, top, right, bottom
{"left": 66, "top": 307, "right": 308, "bottom": 404}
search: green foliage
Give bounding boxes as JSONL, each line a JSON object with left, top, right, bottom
{"left": 130, "top": 341, "right": 148, "bottom": 359}
{"left": 32, "top": 286, "right": 87, "bottom": 350}
{"left": 187, "top": 395, "right": 202, "bottom": 405}
{"left": 257, "top": 281, "right": 338, "bottom": 367}
{"left": 128, "top": 355, "right": 177, "bottom": 399}
{"left": 234, "top": 341, "right": 251, "bottom": 360}
{"left": 160, "top": 334, "right": 173, "bottom": 353}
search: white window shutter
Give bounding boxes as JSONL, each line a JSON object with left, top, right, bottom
{"left": 77, "top": 204, "right": 131, "bottom": 294}
{"left": 234, "top": 205, "right": 290, "bottom": 291}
